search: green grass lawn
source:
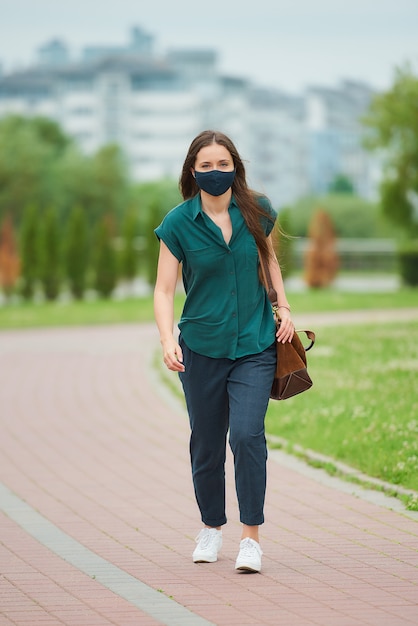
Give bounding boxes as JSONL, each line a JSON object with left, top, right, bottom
{"left": 0, "top": 287, "right": 417, "bottom": 330}
{"left": 0, "top": 295, "right": 184, "bottom": 330}
{"left": 265, "top": 319, "right": 418, "bottom": 502}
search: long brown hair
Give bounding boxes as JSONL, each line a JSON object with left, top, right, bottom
{"left": 179, "top": 130, "right": 274, "bottom": 263}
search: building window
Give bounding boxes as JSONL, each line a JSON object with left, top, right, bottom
{"left": 70, "top": 107, "right": 93, "bottom": 116}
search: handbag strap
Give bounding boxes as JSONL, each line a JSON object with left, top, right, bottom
{"left": 258, "top": 248, "right": 316, "bottom": 352}
{"left": 258, "top": 248, "right": 278, "bottom": 310}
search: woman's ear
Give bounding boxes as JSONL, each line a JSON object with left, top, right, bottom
{"left": 190, "top": 167, "right": 195, "bottom": 178}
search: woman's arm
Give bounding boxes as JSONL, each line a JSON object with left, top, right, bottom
{"left": 154, "top": 241, "right": 185, "bottom": 371}
{"left": 266, "top": 235, "right": 294, "bottom": 344}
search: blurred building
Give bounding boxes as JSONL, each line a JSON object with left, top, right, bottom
{"left": 306, "top": 80, "right": 378, "bottom": 198}
{"left": 247, "top": 88, "right": 309, "bottom": 207}
{"left": 37, "top": 39, "right": 70, "bottom": 67}
{"left": 0, "top": 26, "right": 380, "bottom": 208}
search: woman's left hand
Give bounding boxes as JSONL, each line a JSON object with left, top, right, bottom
{"left": 276, "top": 309, "right": 295, "bottom": 343}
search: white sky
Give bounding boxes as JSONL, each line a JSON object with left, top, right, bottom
{"left": 1, "top": 0, "right": 418, "bottom": 93}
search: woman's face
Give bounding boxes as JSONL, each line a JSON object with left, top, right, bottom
{"left": 192, "top": 143, "right": 234, "bottom": 174}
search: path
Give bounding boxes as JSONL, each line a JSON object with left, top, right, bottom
{"left": 0, "top": 311, "right": 417, "bottom": 625}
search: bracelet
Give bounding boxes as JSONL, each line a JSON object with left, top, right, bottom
{"left": 278, "top": 305, "right": 291, "bottom": 311}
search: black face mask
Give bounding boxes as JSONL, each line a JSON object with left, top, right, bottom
{"left": 194, "top": 169, "right": 236, "bottom": 196}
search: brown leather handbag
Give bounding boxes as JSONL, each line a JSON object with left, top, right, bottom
{"left": 259, "top": 252, "right": 315, "bottom": 400}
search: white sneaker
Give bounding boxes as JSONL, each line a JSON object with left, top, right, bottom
{"left": 192, "top": 528, "right": 223, "bottom": 563}
{"left": 235, "top": 538, "right": 263, "bottom": 572}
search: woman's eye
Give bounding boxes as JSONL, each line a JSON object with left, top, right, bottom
{"left": 197, "top": 162, "right": 230, "bottom": 170}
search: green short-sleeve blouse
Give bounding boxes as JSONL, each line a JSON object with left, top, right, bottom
{"left": 155, "top": 193, "right": 277, "bottom": 359}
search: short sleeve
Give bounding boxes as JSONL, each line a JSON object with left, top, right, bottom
{"left": 256, "top": 194, "right": 277, "bottom": 236}
{"left": 154, "top": 212, "right": 183, "bottom": 262}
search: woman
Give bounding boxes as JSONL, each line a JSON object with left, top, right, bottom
{"left": 154, "top": 130, "right": 294, "bottom": 573}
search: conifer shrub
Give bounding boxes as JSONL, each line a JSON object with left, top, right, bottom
{"left": 38, "top": 207, "right": 61, "bottom": 300}
{"left": 65, "top": 206, "right": 89, "bottom": 300}
{"left": 119, "top": 208, "right": 138, "bottom": 283}
{"left": 275, "top": 208, "right": 294, "bottom": 280}
{"left": 19, "top": 204, "right": 39, "bottom": 300}
{"left": 92, "top": 214, "right": 118, "bottom": 298}
{"left": 0, "top": 214, "right": 20, "bottom": 298}
{"left": 304, "top": 209, "right": 339, "bottom": 288}
{"left": 398, "top": 241, "right": 418, "bottom": 286}
{"left": 145, "top": 199, "right": 165, "bottom": 286}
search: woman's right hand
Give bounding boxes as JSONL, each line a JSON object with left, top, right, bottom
{"left": 162, "top": 339, "right": 185, "bottom": 372}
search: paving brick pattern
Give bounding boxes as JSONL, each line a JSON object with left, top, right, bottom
{"left": 0, "top": 321, "right": 417, "bottom": 626}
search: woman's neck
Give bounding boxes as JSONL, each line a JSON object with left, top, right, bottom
{"left": 200, "top": 189, "right": 232, "bottom": 216}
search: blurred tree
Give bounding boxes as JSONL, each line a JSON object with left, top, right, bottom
{"left": 56, "top": 144, "right": 132, "bottom": 227}
{"left": 64, "top": 206, "right": 89, "bottom": 300}
{"left": 30, "top": 116, "right": 71, "bottom": 154}
{"left": 54, "top": 146, "right": 94, "bottom": 223}
{"left": 134, "top": 180, "right": 181, "bottom": 285}
{"left": 145, "top": 198, "right": 168, "bottom": 286}
{"left": 132, "top": 179, "right": 181, "bottom": 235}
{"left": 362, "top": 65, "right": 418, "bottom": 237}
{"left": 285, "top": 194, "right": 390, "bottom": 239}
{"left": 0, "top": 115, "right": 71, "bottom": 224}
{"left": 89, "top": 145, "right": 131, "bottom": 224}
{"left": 304, "top": 209, "right": 339, "bottom": 288}
{"left": 274, "top": 208, "right": 294, "bottom": 280}
{"left": 0, "top": 214, "right": 20, "bottom": 298}
{"left": 119, "top": 208, "right": 139, "bottom": 284}
{"left": 38, "top": 207, "right": 61, "bottom": 301}
{"left": 19, "top": 204, "right": 39, "bottom": 300}
{"left": 328, "top": 174, "right": 355, "bottom": 195}
{"left": 0, "top": 115, "right": 133, "bottom": 229}
{"left": 398, "top": 240, "right": 418, "bottom": 286}
{"left": 92, "top": 215, "right": 118, "bottom": 298}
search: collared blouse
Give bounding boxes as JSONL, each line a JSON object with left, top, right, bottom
{"left": 155, "top": 193, "right": 276, "bottom": 359}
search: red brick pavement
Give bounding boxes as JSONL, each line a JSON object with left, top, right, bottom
{"left": 0, "top": 322, "right": 417, "bottom": 626}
